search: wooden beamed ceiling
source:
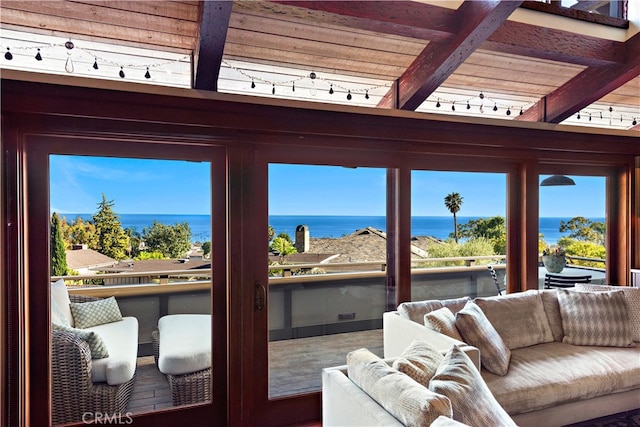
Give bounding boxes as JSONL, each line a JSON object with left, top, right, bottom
{"left": 1, "top": 0, "right": 638, "bottom": 131}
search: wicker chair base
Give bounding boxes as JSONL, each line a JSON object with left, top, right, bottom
{"left": 152, "top": 328, "right": 211, "bottom": 406}
{"left": 167, "top": 368, "right": 212, "bottom": 406}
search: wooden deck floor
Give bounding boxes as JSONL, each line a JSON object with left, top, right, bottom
{"left": 126, "top": 329, "right": 383, "bottom": 413}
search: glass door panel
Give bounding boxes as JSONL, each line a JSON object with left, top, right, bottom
{"left": 267, "top": 164, "right": 386, "bottom": 398}
{"left": 48, "top": 154, "right": 215, "bottom": 424}
{"left": 410, "top": 171, "right": 507, "bottom": 300}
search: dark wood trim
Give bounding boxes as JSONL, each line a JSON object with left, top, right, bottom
{"left": 193, "top": 1, "right": 233, "bottom": 90}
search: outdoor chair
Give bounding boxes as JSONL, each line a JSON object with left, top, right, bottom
{"left": 487, "top": 265, "right": 506, "bottom": 295}
{"left": 544, "top": 273, "right": 591, "bottom": 289}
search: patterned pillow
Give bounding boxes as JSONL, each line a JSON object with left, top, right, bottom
{"left": 574, "top": 284, "right": 640, "bottom": 342}
{"left": 429, "top": 346, "right": 516, "bottom": 426}
{"left": 70, "top": 296, "right": 123, "bottom": 329}
{"left": 455, "top": 301, "right": 511, "bottom": 376}
{"left": 347, "top": 348, "right": 452, "bottom": 426}
{"left": 557, "top": 289, "right": 635, "bottom": 347}
{"left": 392, "top": 338, "right": 445, "bottom": 387}
{"left": 424, "top": 307, "right": 464, "bottom": 342}
{"left": 475, "top": 291, "right": 554, "bottom": 349}
{"left": 52, "top": 323, "right": 109, "bottom": 359}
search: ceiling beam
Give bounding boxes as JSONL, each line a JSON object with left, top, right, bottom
{"left": 377, "top": 0, "right": 523, "bottom": 110}
{"left": 193, "top": 1, "right": 233, "bottom": 91}
{"left": 270, "top": 0, "right": 625, "bottom": 67}
{"left": 517, "top": 32, "right": 640, "bottom": 124}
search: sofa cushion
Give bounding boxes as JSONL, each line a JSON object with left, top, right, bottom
{"left": 392, "top": 338, "right": 444, "bottom": 387}
{"left": 557, "top": 289, "right": 634, "bottom": 347}
{"left": 424, "top": 308, "right": 464, "bottom": 342}
{"left": 429, "top": 346, "right": 517, "bottom": 426}
{"left": 51, "top": 279, "right": 74, "bottom": 327}
{"left": 398, "top": 296, "right": 470, "bottom": 324}
{"left": 540, "top": 289, "right": 564, "bottom": 341}
{"left": 89, "top": 316, "right": 138, "bottom": 385}
{"left": 575, "top": 284, "right": 640, "bottom": 342}
{"left": 482, "top": 341, "right": 640, "bottom": 415}
{"left": 475, "top": 291, "right": 554, "bottom": 350}
{"left": 52, "top": 323, "right": 109, "bottom": 359}
{"left": 347, "top": 348, "right": 453, "bottom": 427}
{"left": 70, "top": 296, "right": 123, "bottom": 329}
{"left": 455, "top": 301, "right": 511, "bottom": 376}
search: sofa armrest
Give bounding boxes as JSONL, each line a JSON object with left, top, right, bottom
{"left": 322, "top": 365, "right": 403, "bottom": 427}
{"left": 383, "top": 311, "right": 480, "bottom": 370}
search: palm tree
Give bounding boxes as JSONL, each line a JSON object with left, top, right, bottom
{"left": 444, "top": 192, "right": 464, "bottom": 243}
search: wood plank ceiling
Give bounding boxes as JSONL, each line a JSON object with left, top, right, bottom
{"left": 1, "top": 0, "right": 638, "bottom": 131}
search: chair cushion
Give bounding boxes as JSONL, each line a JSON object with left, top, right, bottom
{"left": 52, "top": 323, "right": 109, "bottom": 359}
{"left": 557, "top": 289, "right": 634, "bottom": 347}
{"left": 347, "top": 348, "right": 453, "bottom": 426}
{"left": 158, "top": 314, "right": 211, "bottom": 375}
{"left": 475, "top": 291, "right": 554, "bottom": 350}
{"left": 455, "top": 301, "right": 511, "bottom": 376}
{"left": 575, "top": 284, "right": 640, "bottom": 342}
{"left": 392, "top": 339, "right": 444, "bottom": 387}
{"left": 424, "top": 307, "right": 464, "bottom": 342}
{"left": 51, "top": 279, "right": 74, "bottom": 327}
{"left": 430, "top": 346, "right": 516, "bottom": 426}
{"left": 89, "top": 317, "right": 139, "bottom": 385}
{"left": 70, "top": 296, "right": 123, "bottom": 329}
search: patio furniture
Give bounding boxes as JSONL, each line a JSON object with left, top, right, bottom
{"left": 152, "top": 314, "right": 212, "bottom": 406}
{"left": 52, "top": 293, "right": 138, "bottom": 425}
{"left": 544, "top": 273, "right": 591, "bottom": 289}
{"left": 487, "top": 265, "right": 506, "bottom": 295}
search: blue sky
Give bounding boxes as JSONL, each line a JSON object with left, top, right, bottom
{"left": 49, "top": 156, "right": 606, "bottom": 217}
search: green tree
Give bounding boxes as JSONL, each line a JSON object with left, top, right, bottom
{"left": 268, "top": 225, "right": 276, "bottom": 242}
{"left": 142, "top": 221, "right": 192, "bottom": 259}
{"left": 50, "top": 212, "right": 68, "bottom": 276}
{"left": 559, "top": 216, "right": 605, "bottom": 245}
{"left": 92, "top": 194, "right": 129, "bottom": 260}
{"left": 269, "top": 235, "right": 297, "bottom": 262}
{"left": 444, "top": 192, "right": 463, "bottom": 243}
{"left": 124, "top": 227, "right": 142, "bottom": 259}
{"left": 68, "top": 216, "right": 97, "bottom": 248}
{"left": 202, "top": 241, "right": 211, "bottom": 258}
{"left": 425, "top": 238, "right": 495, "bottom": 267}
{"left": 455, "top": 216, "right": 506, "bottom": 254}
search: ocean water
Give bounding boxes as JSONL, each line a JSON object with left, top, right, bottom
{"left": 61, "top": 213, "right": 604, "bottom": 244}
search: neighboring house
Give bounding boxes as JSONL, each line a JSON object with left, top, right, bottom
{"left": 65, "top": 245, "right": 117, "bottom": 275}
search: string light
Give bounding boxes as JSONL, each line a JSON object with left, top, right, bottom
{"left": 3, "top": 39, "right": 637, "bottom": 126}
{"left": 0, "top": 38, "right": 189, "bottom": 80}
{"left": 221, "top": 60, "right": 390, "bottom": 101}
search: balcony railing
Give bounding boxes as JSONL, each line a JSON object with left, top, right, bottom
{"left": 53, "top": 255, "right": 604, "bottom": 351}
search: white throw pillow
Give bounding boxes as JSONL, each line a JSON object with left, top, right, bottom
{"left": 392, "top": 338, "right": 445, "bottom": 387}
{"left": 430, "top": 346, "right": 516, "bottom": 426}
{"left": 51, "top": 279, "right": 74, "bottom": 327}
{"left": 424, "top": 307, "right": 465, "bottom": 342}
{"left": 455, "top": 301, "right": 511, "bottom": 376}
{"left": 557, "top": 289, "right": 634, "bottom": 347}
{"left": 347, "top": 348, "right": 452, "bottom": 426}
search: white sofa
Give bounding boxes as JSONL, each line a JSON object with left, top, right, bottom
{"left": 324, "top": 286, "right": 640, "bottom": 426}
